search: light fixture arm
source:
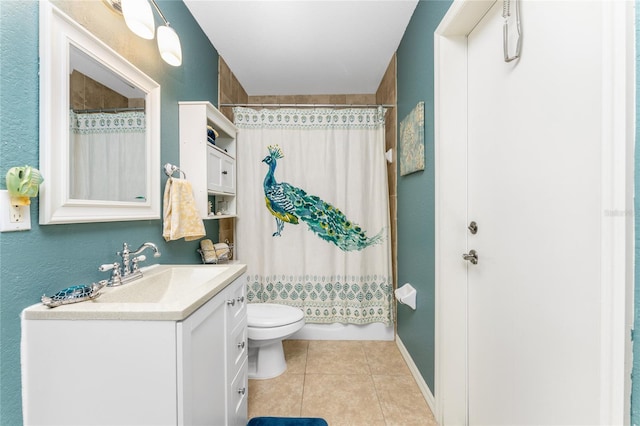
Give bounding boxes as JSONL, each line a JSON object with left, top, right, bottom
{"left": 104, "top": 0, "right": 172, "bottom": 28}
{"left": 149, "top": 0, "right": 170, "bottom": 27}
{"left": 105, "top": 0, "right": 182, "bottom": 66}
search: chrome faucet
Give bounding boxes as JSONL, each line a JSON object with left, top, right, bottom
{"left": 99, "top": 242, "right": 161, "bottom": 287}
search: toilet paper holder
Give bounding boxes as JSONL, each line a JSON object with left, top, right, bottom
{"left": 394, "top": 283, "right": 417, "bottom": 310}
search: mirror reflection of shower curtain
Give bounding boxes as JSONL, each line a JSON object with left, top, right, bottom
{"left": 234, "top": 107, "right": 393, "bottom": 326}
{"left": 69, "top": 111, "right": 146, "bottom": 202}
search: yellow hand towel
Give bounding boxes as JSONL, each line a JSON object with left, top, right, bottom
{"left": 213, "top": 242, "right": 231, "bottom": 260}
{"left": 200, "top": 239, "right": 218, "bottom": 263}
{"left": 162, "top": 177, "right": 206, "bottom": 242}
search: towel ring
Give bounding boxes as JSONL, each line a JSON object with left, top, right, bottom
{"left": 163, "top": 163, "right": 186, "bottom": 179}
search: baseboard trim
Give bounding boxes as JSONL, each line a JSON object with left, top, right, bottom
{"left": 395, "top": 336, "right": 437, "bottom": 417}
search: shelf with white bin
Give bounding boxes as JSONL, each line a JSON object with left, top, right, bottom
{"left": 179, "top": 101, "right": 237, "bottom": 220}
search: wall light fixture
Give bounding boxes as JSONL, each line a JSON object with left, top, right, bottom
{"left": 105, "top": 0, "right": 182, "bottom": 67}
{"left": 121, "top": 0, "right": 154, "bottom": 39}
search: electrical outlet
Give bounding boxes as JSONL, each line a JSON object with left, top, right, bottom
{"left": 9, "top": 203, "right": 24, "bottom": 223}
{"left": 0, "top": 190, "right": 31, "bottom": 232}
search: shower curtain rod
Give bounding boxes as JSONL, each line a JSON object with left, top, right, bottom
{"left": 72, "top": 107, "right": 145, "bottom": 114}
{"left": 220, "top": 103, "right": 395, "bottom": 109}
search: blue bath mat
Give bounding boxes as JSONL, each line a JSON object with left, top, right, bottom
{"left": 247, "top": 417, "right": 328, "bottom": 426}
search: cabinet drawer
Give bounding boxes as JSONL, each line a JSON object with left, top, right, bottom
{"left": 228, "top": 319, "right": 247, "bottom": 374}
{"left": 228, "top": 359, "right": 248, "bottom": 426}
{"left": 227, "top": 280, "right": 246, "bottom": 329}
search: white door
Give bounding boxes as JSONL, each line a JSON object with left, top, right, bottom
{"left": 465, "top": 1, "right": 609, "bottom": 424}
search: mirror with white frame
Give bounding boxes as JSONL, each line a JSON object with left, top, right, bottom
{"left": 39, "top": 1, "right": 161, "bottom": 224}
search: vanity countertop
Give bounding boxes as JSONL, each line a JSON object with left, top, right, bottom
{"left": 22, "top": 263, "right": 247, "bottom": 321}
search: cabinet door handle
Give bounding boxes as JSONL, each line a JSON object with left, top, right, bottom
{"left": 222, "top": 170, "right": 228, "bottom": 175}
{"left": 237, "top": 387, "right": 246, "bottom": 395}
{"left": 237, "top": 341, "right": 245, "bottom": 349}
{"left": 236, "top": 296, "right": 244, "bottom": 304}
{"left": 227, "top": 299, "right": 235, "bottom": 306}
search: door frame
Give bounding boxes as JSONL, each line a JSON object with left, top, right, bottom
{"left": 433, "top": 1, "right": 635, "bottom": 424}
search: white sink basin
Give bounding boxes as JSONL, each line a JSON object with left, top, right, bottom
{"left": 96, "top": 265, "right": 230, "bottom": 304}
{"left": 23, "top": 263, "right": 247, "bottom": 321}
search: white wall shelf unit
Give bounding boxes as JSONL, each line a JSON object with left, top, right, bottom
{"left": 179, "top": 101, "right": 238, "bottom": 219}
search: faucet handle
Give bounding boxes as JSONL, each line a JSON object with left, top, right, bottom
{"left": 99, "top": 262, "right": 122, "bottom": 286}
{"left": 131, "top": 255, "right": 146, "bottom": 272}
{"left": 99, "top": 262, "right": 118, "bottom": 272}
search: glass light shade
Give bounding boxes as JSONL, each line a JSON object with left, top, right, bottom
{"left": 121, "top": 0, "right": 155, "bottom": 40}
{"left": 157, "top": 25, "right": 182, "bottom": 66}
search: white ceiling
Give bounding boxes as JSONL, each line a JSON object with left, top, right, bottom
{"left": 184, "top": 0, "right": 418, "bottom": 96}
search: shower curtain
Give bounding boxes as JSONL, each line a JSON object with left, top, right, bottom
{"left": 69, "top": 110, "right": 146, "bottom": 201}
{"left": 234, "top": 107, "right": 393, "bottom": 325}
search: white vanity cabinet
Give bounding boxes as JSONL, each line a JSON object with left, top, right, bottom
{"left": 21, "top": 273, "right": 248, "bottom": 426}
{"left": 179, "top": 101, "right": 237, "bottom": 219}
{"left": 178, "top": 274, "right": 248, "bottom": 426}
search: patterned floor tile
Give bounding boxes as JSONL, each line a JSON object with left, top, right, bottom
{"left": 301, "top": 374, "right": 385, "bottom": 425}
{"left": 372, "top": 375, "right": 437, "bottom": 426}
{"left": 248, "top": 371, "right": 304, "bottom": 419}
{"left": 247, "top": 340, "right": 436, "bottom": 425}
{"left": 283, "top": 339, "right": 309, "bottom": 375}
{"left": 305, "top": 340, "right": 370, "bottom": 375}
{"left": 361, "top": 340, "right": 411, "bottom": 376}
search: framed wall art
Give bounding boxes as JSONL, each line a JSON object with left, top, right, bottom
{"left": 399, "top": 101, "right": 425, "bottom": 176}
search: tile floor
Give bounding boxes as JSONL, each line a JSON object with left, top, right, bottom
{"left": 248, "top": 340, "right": 437, "bottom": 426}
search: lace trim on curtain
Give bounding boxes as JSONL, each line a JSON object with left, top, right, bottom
{"left": 245, "top": 273, "right": 394, "bottom": 326}
{"left": 233, "top": 107, "right": 386, "bottom": 130}
{"left": 70, "top": 111, "right": 146, "bottom": 135}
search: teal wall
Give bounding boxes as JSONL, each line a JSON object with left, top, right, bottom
{"left": 395, "top": 0, "right": 452, "bottom": 394}
{"left": 0, "top": 1, "right": 219, "bottom": 424}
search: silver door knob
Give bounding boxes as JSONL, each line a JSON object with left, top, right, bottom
{"left": 463, "top": 250, "right": 479, "bottom": 265}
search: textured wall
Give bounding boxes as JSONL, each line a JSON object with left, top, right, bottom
{"left": 395, "top": 0, "right": 453, "bottom": 394}
{"left": 219, "top": 57, "right": 249, "bottom": 122}
{"left": 217, "top": 57, "right": 248, "bottom": 246}
{"left": 0, "top": 1, "right": 219, "bottom": 424}
{"left": 70, "top": 71, "right": 135, "bottom": 110}
{"left": 0, "top": 4, "right": 40, "bottom": 423}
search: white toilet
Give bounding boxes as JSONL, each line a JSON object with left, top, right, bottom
{"left": 247, "top": 303, "right": 305, "bottom": 379}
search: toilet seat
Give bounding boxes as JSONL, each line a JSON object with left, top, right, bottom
{"left": 247, "top": 303, "right": 304, "bottom": 328}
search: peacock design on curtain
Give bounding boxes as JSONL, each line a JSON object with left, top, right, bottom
{"left": 234, "top": 106, "right": 393, "bottom": 325}
{"left": 262, "top": 145, "right": 383, "bottom": 251}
